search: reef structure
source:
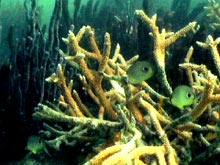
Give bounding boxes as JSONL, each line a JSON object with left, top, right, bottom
{"left": 33, "top": 9, "right": 220, "bottom": 165}
{"left": 204, "top": 0, "right": 220, "bottom": 30}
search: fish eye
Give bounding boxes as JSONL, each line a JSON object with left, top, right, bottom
{"left": 143, "top": 66, "right": 149, "bottom": 72}
{"left": 186, "top": 92, "right": 194, "bottom": 99}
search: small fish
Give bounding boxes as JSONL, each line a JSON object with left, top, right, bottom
{"left": 127, "top": 61, "right": 154, "bottom": 84}
{"left": 170, "top": 85, "right": 195, "bottom": 110}
{"left": 26, "top": 135, "right": 44, "bottom": 154}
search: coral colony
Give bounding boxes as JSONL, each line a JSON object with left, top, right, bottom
{"left": 33, "top": 3, "right": 220, "bottom": 165}
{"left": 3, "top": 0, "right": 220, "bottom": 164}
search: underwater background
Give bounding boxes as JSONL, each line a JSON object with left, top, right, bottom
{"left": 1, "top": 0, "right": 220, "bottom": 164}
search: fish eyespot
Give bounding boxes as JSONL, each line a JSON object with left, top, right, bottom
{"left": 186, "top": 92, "right": 193, "bottom": 99}
{"left": 143, "top": 67, "right": 149, "bottom": 72}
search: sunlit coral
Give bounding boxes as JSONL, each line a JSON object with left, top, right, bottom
{"left": 33, "top": 9, "right": 220, "bottom": 165}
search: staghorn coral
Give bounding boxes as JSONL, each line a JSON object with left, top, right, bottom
{"left": 204, "top": 0, "right": 220, "bottom": 30}
{"left": 33, "top": 9, "right": 220, "bottom": 164}
{"left": 135, "top": 10, "right": 197, "bottom": 95}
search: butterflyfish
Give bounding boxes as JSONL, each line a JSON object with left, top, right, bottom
{"left": 170, "top": 85, "right": 195, "bottom": 110}
{"left": 126, "top": 61, "right": 154, "bottom": 84}
{"left": 26, "top": 135, "right": 44, "bottom": 154}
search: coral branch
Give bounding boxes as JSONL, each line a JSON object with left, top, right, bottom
{"left": 197, "top": 35, "right": 220, "bottom": 77}
{"left": 33, "top": 104, "right": 122, "bottom": 129}
{"left": 135, "top": 10, "right": 197, "bottom": 95}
